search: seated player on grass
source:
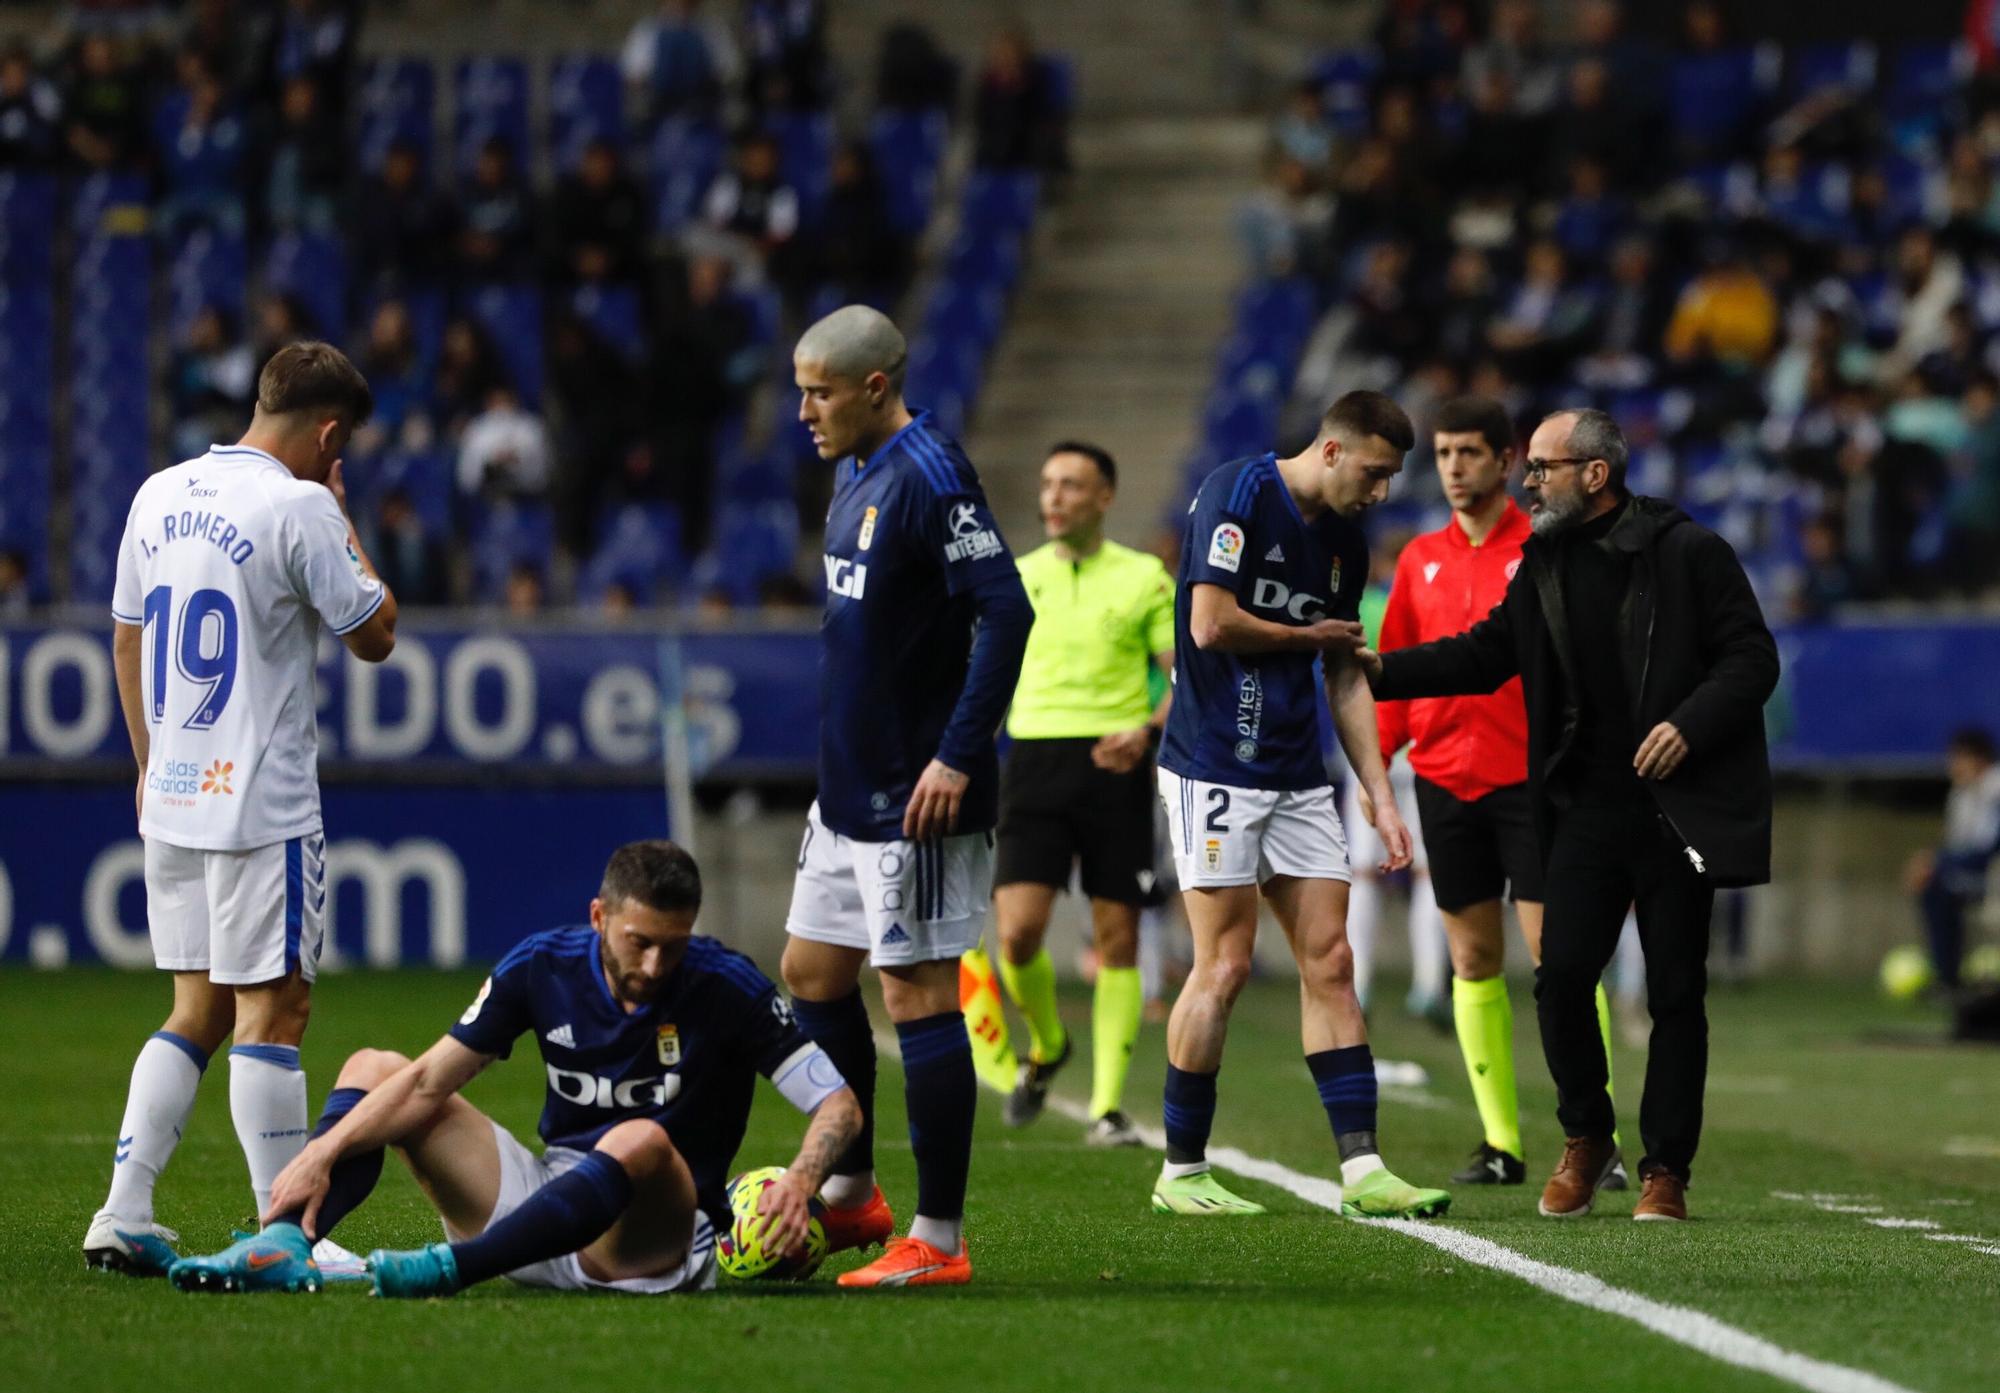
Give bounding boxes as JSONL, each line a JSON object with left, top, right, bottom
{"left": 167, "top": 840, "right": 863, "bottom": 1297}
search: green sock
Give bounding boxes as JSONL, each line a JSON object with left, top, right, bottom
{"left": 1088, "top": 966, "right": 1142, "bottom": 1118}
{"left": 997, "top": 947, "right": 1067, "bottom": 1065}
{"left": 1596, "top": 980, "right": 1621, "bottom": 1149}
{"left": 1453, "top": 974, "right": 1522, "bottom": 1159}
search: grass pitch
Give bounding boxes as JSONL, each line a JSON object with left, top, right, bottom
{"left": 1, "top": 966, "right": 1994, "bottom": 1393}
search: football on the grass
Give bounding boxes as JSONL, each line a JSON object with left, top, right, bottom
{"left": 717, "top": 1166, "right": 828, "bottom": 1280}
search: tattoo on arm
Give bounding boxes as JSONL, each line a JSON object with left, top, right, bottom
{"left": 791, "top": 1091, "right": 861, "bottom": 1190}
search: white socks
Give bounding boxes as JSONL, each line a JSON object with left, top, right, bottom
{"left": 103, "top": 1032, "right": 207, "bottom": 1224}
{"left": 228, "top": 1044, "right": 309, "bottom": 1217}
{"left": 908, "top": 1214, "right": 963, "bottom": 1255}
{"left": 1348, "top": 874, "right": 1382, "bottom": 1009}
{"left": 819, "top": 1170, "right": 876, "bottom": 1210}
{"left": 1160, "top": 1158, "right": 1211, "bottom": 1181}
{"left": 1340, "top": 1153, "right": 1386, "bottom": 1187}
{"left": 1408, "top": 883, "right": 1448, "bottom": 1005}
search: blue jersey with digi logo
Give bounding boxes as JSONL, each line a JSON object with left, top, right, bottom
{"left": 449, "top": 927, "right": 844, "bottom": 1224}
{"left": 1160, "top": 453, "right": 1370, "bottom": 791}
{"left": 818, "top": 410, "right": 1019, "bottom": 840}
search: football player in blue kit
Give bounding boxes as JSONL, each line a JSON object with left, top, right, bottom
{"left": 1151, "top": 391, "right": 1452, "bottom": 1219}
{"left": 165, "top": 841, "right": 863, "bottom": 1297}
{"left": 780, "top": 305, "right": 1033, "bottom": 1287}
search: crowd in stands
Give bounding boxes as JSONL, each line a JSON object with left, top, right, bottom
{"left": 1227, "top": 0, "right": 2000, "bottom": 620}
{"left": 0, "top": 0, "right": 1073, "bottom": 613}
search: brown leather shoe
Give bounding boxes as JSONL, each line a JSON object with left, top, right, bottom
{"left": 1537, "top": 1135, "right": 1618, "bottom": 1218}
{"left": 1633, "top": 1168, "right": 1689, "bottom": 1222}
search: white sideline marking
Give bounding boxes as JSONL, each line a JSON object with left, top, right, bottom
{"left": 1033, "top": 1090, "right": 1921, "bottom": 1393}
{"left": 1942, "top": 1136, "right": 2000, "bottom": 1159}
{"left": 1923, "top": 1234, "right": 2000, "bottom": 1257}
{"left": 1771, "top": 1192, "right": 1998, "bottom": 1262}
{"left": 1866, "top": 1218, "right": 1941, "bottom": 1231}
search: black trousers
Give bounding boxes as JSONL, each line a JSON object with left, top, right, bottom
{"left": 1535, "top": 802, "right": 1715, "bottom": 1180}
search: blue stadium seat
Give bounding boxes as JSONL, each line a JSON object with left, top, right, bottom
{"left": 264, "top": 233, "right": 348, "bottom": 346}
{"left": 548, "top": 54, "right": 625, "bottom": 171}
{"left": 1786, "top": 42, "right": 1877, "bottom": 101}
{"left": 905, "top": 334, "right": 981, "bottom": 409}
{"left": 921, "top": 283, "right": 1006, "bottom": 355}
{"left": 961, "top": 170, "right": 1038, "bottom": 234}
{"left": 165, "top": 227, "right": 248, "bottom": 341}
{"left": 357, "top": 285, "right": 448, "bottom": 370}
{"left": 648, "top": 117, "right": 725, "bottom": 235}
{"left": 580, "top": 501, "right": 686, "bottom": 600}
{"left": 690, "top": 503, "right": 798, "bottom": 606}
{"left": 355, "top": 445, "right": 453, "bottom": 535}
{"left": 356, "top": 57, "right": 437, "bottom": 173}
{"left": 1668, "top": 44, "right": 1777, "bottom": 155}
{"left": 715, "top": 447, "right": 795, "bottom": 507}
{"left": 1311, "top": 48, "right": 1381, "bottom": 138}
{"left": 463, "top": 283, "right": 545, "bottom": 406}
{"left": 868, "top": 108, "right": 947, "bottom": 237}
{"left": 0, "top": 172, "right": 58, "bottom": 280}
{"left": 944, "top": 231, "right": 1023, "bottom": 294}
{"left": 569, "top": 283, "right": 647, "bottom": 364}
{"left": 468, "top": 499, "right": 556, "bottom": 600}
{"left": 767, "top": 110, "right": 836, "bottom": 223}
{"left": 1233, "top": 278, "right": 1317, "bottom": 358}
{"left": 69, "top": 171, "right": 149, "bottom": 241}
{"left": 1887, "top": 40, "right": 1971, "bottom": 122}
{"left": 453, "top": 55, "right": 532, "bottom": 179}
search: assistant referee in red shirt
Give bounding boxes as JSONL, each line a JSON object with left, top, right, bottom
{"left": 1372, "top": 398, "right": 1624, "bottom": 1188}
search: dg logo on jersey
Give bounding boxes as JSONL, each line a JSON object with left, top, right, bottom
{"left": 656, "top": 1025, "right": 682, "bottom": 1066}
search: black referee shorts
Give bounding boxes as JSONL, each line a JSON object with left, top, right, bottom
{"left": 1412, "top": 775, "right": 1545, "bottom": 913}
{"left": 996, "top": 738, "right": 1157, "bottom": 906}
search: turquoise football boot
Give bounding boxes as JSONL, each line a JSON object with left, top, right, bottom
{"left": 168, "top": 1222, "right": 322, "bottom": 1293}
{"left": 367, "top": 1242, "right": 462, "bottom": 1298}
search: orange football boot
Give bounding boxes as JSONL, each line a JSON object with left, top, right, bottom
{"left": 836, "top": 1235, "right": 970, "bottom": 1288}
{"left": 819, "top": 1185, "right": 895, "bottom": 1254}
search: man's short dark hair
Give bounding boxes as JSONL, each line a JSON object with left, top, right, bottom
{"left": 1320, "top": 390, "right": 1415, "bottom": 453}
{"left": 1047, "top": 439, "right": 1117, "bottom": 487}
{"left": 1948, "top": 727, "right": 1996, "bottom": 763}
{"left": 599, "top": 840, "right": 703, "bottom": 916}
{"left": 1433, "top": 396, "right": 1515, "bottom": 455}
{"left": 1556, "top": 407, "right": 1628, "bottom": 496}
{"left": 257, "top": 341, "right": 374, "bottom": 425}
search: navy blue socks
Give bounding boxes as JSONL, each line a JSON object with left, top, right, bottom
{"left": 896, "top": 1012, "right": 975, "bottom": 1224}
{"left": 270, "top": 1086, "right": 379, "bottom": 1240}
{"left": 791, "top": 990, "right": 877, "bottom": 1179}
{"left": 449, "top": 1149, "right": 634, "bottom": 1288}
{"left": 1163, "top": 1064, "right": 1219, "bottom": 1166}
{"left": 1307, "top": 1045, "right": 1379, "bottom": 1161}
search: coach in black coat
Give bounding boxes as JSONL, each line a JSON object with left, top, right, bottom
{"left": 1364, "top": 407, "right": 1778, "bottom": 1221}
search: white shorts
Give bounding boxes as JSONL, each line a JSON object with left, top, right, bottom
{"left": 144, "top": 835, "right": 326, "bottom": 985}
{"left": 446, "top": 1120, "right": 718, "bottom": 1295}
{"left": 784, "top": 801, "right": 993, "bottom": 966}
{"left": 1157, "top": 767, "right": 1350, "bottom": 889}
{"left": 1341, "top": 754, "right": 1429, "bottom": 875}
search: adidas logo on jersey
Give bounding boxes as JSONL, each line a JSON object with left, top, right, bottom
{"left": 880, "top": 923, "right": 912, "bottom": 947}
{"left": 1265, "top": 544, "right": 1285, "bottom": 562}
{"left": 544, "top": 1023, "right": 576, "bottom": 1048}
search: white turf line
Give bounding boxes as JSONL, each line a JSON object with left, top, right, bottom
{"left": 883, "top": 1028, "right": 1917, "bottom": 1393}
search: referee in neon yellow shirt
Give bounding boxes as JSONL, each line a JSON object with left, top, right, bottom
{"left": 988, "top": 441, "right": 1175, "bottom": 1146}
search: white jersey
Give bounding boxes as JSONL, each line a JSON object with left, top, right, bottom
{"left": 112, "top": 444, "right": 385, "bottom": 852}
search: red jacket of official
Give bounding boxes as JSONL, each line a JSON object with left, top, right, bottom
{"left": 1375, "top": 498, "right": 1531, "bottom": 801}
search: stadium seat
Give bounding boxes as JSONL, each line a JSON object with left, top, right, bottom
{"left": 1887, "top": 39, "right": 1971, "bottom": 124}
{"left": 580, "top": 501, "right": 686, "bottom": 600}
{"left": 356, "top": 57, "right": 437, "bottom": 173}
{"left": 548, "top": 54, "right": 625, "bottom": 171}
{"left": 943, "top": 231, "right": 1023, "bottom": 294}
{"left": 463, "top": 283, "right": 545, "bottom": 407}
{"left": 868, "top": 108, "right": 948, "bottom": 237}
{"left": 905, "top": 334, "right": 982, "bottom": 410}
{"left": 767, "top": 110, "right": 836, "bottom": 224}
{"left": 569, "top": 283, "right": 647, "bottom": 364}
{"left": 689, "top": 503, "right": 799, "bottom": 606}
{"left": 68, "top": 171, "right": 149, "bottom": 241}
{"left": 1786, "top": 41, "right": 1877, "bottom": 101}
{"left": 647, "top": 117, "right": 725, "bottom": 235}
{"left": 1668, "top": 44, "right": 1778, "bottom": 157}
{"left": 166, "top": 227, "right": 249, "bottom": 341}
{"left": 263, "top": 233, "right": 349, "bottom": 346}
{"left": 453, "top": 55, "right": 532, "bottom": 179}
{"left": 921, "top": 283, "right": 1007, "bottom": 355}
{"left": 468, "top": 499, "right": 556, "bottom": 601}
{"left": 1311, "top": 48, "right": 1382, "bottom": 138}
{"left": 961, "top": 170, "right": 1039, "bottom": 235}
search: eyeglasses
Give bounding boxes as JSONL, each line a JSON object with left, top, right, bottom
{"left": 1522, "top": 457, "right": 1596, "bottom": 483}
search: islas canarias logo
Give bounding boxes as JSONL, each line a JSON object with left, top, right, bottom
{"left": 201, "top": 760, "right": 235, "bottom": 795}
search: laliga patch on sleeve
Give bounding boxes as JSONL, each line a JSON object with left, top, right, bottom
{"left": 1207, "top": 523, "right": 1245, "bottom": 572}
{"left": 459, "top": 976, "right": 492, "bottom": 1025}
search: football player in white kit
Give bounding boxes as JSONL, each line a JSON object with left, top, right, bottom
{"left": 84, "top": 343, "right": 398, "bottom": 1278}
